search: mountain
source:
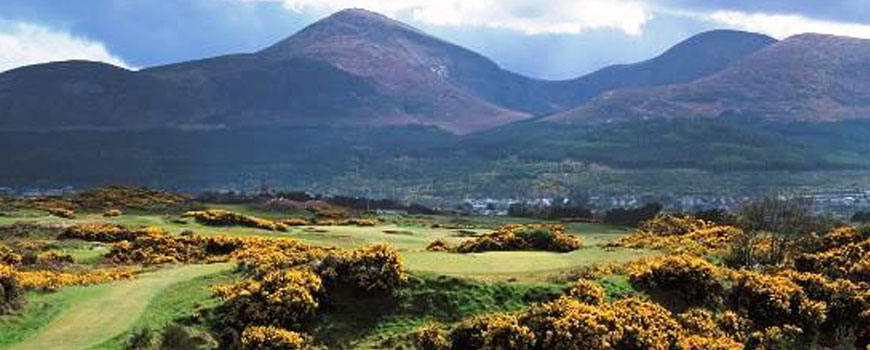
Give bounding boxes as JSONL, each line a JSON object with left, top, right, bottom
{"left": 546, "top": 34, "right": 870, "bottom": 124}
{"left": 543, "top": 30, "right": 776, "bottom": 105}
{"left": 0, "top": 61, "right": 198, "bottom": 130}
{"left": 144, "top": 9, "right": 542, "bottom": 133}
{"left": 0, "top": 9, "right": 777, "bottom": 134}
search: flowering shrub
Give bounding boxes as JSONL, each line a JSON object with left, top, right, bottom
{"left": 744, "top": 326, "right": 803, "bottom": 350}
{"left": 105, "top": 233, "right": 262, "bottom": 265}
{"left": 279, "top": 218, "right": 309, "bottom": 227}
{"left": 215, "top": 269, "right": 323, "bottom": 334}
{"left": 0, "top": 197, "right": 75, "bottom": 212}
{"left": 449, "top": 313, "right": 534, "bottom": 350}
{"left": 729, "top": 271, "right": 827, "bottom": 330}
{"left": 609, "top": 215, "right": 740, "bottom": 255}
{"left": 340, "top": 218, "right": 379, "bottom": 227}
{"left": 33, "top": 251, "right": 75, "bottom": 265}
{"left": 0, "top": 264, "right": 23, "bottom": 314}
{"left": 455, "top": 225, "right": 581, "bottom": 253}
{"left": 784, "top": 271, "right": 870, "bottom": 345}
{"left": 241, "top": 326, "right": 309, "bottom": 350}
{"left": 413, "top": 325, "right": 449, "bottom": 350}
{"left": 73, "top": 186, "right": 190, "bottom": 210}
{"left": 425, "top": 239, "right": 452, "bottom": 252}
{"left": 11, "top": 266, "right": 136, "bottom": 291}
{"left": 518, "top": 296, "right": 684, "bottom": 350}
{"left": 0, "top": 244, "right": 22, "bottom": 266}
{"left": 315, "top": 244, "right": 407, "bottom": 293}
{"left": 48, "top": 207, "right": 76, "bottom": 219}
{"left": 629, "top": 254, "right": 725, "bottom": 304}
{"left": 794, "top": 230, "right": 870, "bottom": 282}
{"left": 61, "top": 223, "right": 150, "bottom": 242}
{"left": 677, "top": 309, "right": 751, "bottom": 343}
{"left": 184, "top": 209, "right": 288, "bottom": 232}
{"left": 677, "top": 335, "right": 744, "bottom": 350}
{"left": 568, "top": 279, "right": 605, "bottom": 305}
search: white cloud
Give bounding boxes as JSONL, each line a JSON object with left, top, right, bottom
{"left": 246, "top": 0, "right": 653, "bottom": 36}
{"left": 0, "top": 20, "right": 130, "bottom": 73}
{"left": 703, "top": 10, "right": 870, "bottom": 39}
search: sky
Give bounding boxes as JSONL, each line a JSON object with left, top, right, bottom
{"left": 0, "top": 0, "right": 869, "bottom": 79}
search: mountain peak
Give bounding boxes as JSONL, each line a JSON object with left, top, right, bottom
{"left": 260, "top": 8, "right": 425, "bottom": 57}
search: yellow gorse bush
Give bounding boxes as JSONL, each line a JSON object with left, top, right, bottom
{"left": 412, "top": 324, "right": 449, "bottom": 350}
{"left": 279, "top": 218, "right": 309, "bottom": 227}
{"left": 677, "top": 335, "right": 745, "bottom": 350}
{"left": 184, "top": 209, "right": 289, "bottom": 232}
{"left": 241, "top": 326, "right": 309, "bottom": 350}
{"left": 48, "top": 207, "right": 76, "bottom": 219}
{"left": 33, "top": 251, "right": 75, "bottom": 265}
{"left": 729, "top": 271, "right": 827, "bottom": 329}
{"left": 314, "top": 243, "right": 408, "bottom": 292}
{"left": 62, "top": 223, "right": 152, "bottom": 242}
{"left": 608, "top": 214, "right": 740, "bottom": 255}
{"left": 73, "top": 186, "right": 190, "bottom": 210}
{"left": 213, "top": 239, "right": 407, "bottom": 347}
{"left": 425, "top": 239, "right": 452, "bottom": 252}
{"left": 567, "top": 279, "right": 606, "bottom": 305}
{"left": 0, "top": 264, "right": 23, "bottom": 314}
{"left": 0, "top": 244, "right": 22, "bottom": 266}
{"left": 2, "top": 264, "right": 137, "bottom": 291}
{"left": 454, "top": 225, "right": 582, "bottom": 253}
{"left": 215, "top": 269, "right": 323, "bottom": 332}
{"left": 628, "top": 254, "right": 725, "bottom": 304}
{"left": 794, "top": 227, "right": 870, "bottom": 282}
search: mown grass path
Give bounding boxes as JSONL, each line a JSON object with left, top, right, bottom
{"left": 4, "top": 263, "right": 231, "bottom": 350}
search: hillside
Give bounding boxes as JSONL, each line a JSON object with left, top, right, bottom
{"left": 0, "top": 9, "right": 776, "bottom": 134}
{"left": 544, "top": 29, "right": 776, "bottom": 105}
{"left": 547, "top": 34, "right": 870, "bottom": 124}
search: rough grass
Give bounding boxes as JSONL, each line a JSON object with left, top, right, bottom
{"left": 90, "top": 268, "right": 238, "bottom": 350}
{"left": 0, "top": 286, "right": 107, "bottom": 347}
{"left": 0, "top": 264, "right": 231, "bottom": 350}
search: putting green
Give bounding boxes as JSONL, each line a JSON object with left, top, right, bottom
{"left": 3, "top": 263, "right": 231, "bottom": 350}
{"left": 403, "top": 247, "right": 656, "bottom": 280}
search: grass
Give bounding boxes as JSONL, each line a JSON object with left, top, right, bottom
{"left": 0, "top": 264, "right": 232, "bottom": 350}
{"left": 0, "top": 285, "right": 112, "bottom": 347}
{"left": 0, "top": 209, "right": 650, "bottom": 349}
{"left": 403, "top": 247, "right": 656, "bottom": 281}
{"left": 1, "top": 211, "right": 644, "bottom": 282}
{"left": 90, "top": 268, "right": 239, "bottom": 350}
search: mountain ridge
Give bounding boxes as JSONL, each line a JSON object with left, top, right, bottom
{"left": 546, "top": 33, "right": 870, "bottom": 125}
{"left": 0, "top": 9, "right": 780, "bottom": 133}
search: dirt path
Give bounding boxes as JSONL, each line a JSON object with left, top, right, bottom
{"left": 5, "top": 263, "right": 231, "bottom": 350}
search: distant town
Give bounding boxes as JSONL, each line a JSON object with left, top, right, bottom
{"left": 5, "top": 185, "right": 868, "bottom": 219}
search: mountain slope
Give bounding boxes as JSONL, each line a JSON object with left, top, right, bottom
{"left": 144, "top": 8, "right": 538, "bottom": 133}
{"left": 0, "top": 9, "right": 779, "bottom": 134}
{"left": 0, "top": 61, "right": 198, "bottom": 130}
{"left": 547, "top": 34, "right": 870, "bottom": 124}
{"left": 544, "top": 30, "right": 776, "bottom": 105}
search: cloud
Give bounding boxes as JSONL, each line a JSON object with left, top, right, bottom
{"left": 0, "top": 20, "right": 129, "bottom": 72}
{"left": 246, "top": 0, "right": 653, "bottom": 36}
{"left": 701, "top": 10, "right": 870, "bottom": 39}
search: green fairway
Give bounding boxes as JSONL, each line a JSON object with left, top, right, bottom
{"left": 403, "top": 247, "right": 655, "bottom": 280}
{"left": 1, "top": 263, "right": 232, "bottom": 350}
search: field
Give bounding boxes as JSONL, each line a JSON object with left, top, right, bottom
{"left": 0, "top": 202, "right": 648, "bottom": 350}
